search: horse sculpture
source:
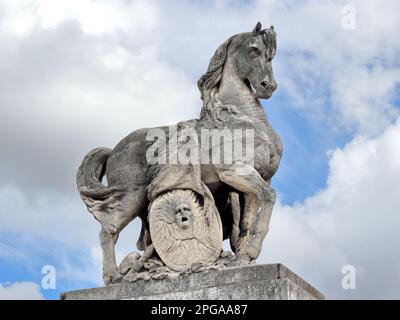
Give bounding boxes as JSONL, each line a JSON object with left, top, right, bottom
{"left": 77, "top": 22, "right": 282, "bottom": 285}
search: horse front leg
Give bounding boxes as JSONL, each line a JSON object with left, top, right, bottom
{"left": 216, "top": 162, "right": 276, "bottom": 260}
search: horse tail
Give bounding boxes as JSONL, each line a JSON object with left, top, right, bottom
{"left": 76, "top": 147, "right": 126, "bottom": 232}
{"left": 77, "top": 147, "right": 113, "bottom": 197}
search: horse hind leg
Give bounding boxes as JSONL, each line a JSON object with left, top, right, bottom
{"left": 99, "top": 227, "right": 122, "bottom": 285}
{"left": 98, "top": 187, "right": 147, "bottom": 285}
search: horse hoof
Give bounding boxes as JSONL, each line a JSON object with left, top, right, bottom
{"left": 232, "top": 254, "right": 252, "bottom": 265}
{"left": 103, "top": 270, "right": 123, "bottom": 286}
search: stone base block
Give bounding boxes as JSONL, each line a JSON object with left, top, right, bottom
{"left": 61, "top": 264, "right": 324, "bottom": 300}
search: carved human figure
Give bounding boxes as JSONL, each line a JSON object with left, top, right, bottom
{"left": 149, "top": 189, "right": 223, "bottom": 272}
{"left": 175, "top": 203, "right": 193, "bottom": 230}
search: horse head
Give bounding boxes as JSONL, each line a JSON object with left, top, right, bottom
{"left": 198, "top": 22, "right": 277, "bottom": 109}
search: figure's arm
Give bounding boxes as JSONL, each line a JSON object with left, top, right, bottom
{"left": 132, "top": 244, "right": 154, "bottom": 272}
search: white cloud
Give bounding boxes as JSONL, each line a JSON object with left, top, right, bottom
{"left": 0, "top": 185, "right": 98, "bottom": 248}
{"left": 331, "top": 66, "right": 400, "bottom": 134}
{"left": 0, "top": 2, "right": 198, "bottom": 192}
{"left": 0, "top": 282, "right": 44, "bottom": 300}
{"left": 0, "top": 0, "right": 160, "bottom": 37}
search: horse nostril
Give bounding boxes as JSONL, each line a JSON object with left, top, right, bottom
{"left": 261, "top": 81, "right": 269, "bottom": 88}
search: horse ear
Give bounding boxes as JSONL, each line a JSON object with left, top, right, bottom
{"left": 252, "top": 22, "right": 262, "bottom": 34}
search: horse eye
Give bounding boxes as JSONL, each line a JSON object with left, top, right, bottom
{"left": 249, "top": 48, "right": 260, "bottom": 58}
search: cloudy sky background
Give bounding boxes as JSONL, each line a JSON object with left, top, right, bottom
{"left": 0, "top": 0, "right": 399, "bottom": 299}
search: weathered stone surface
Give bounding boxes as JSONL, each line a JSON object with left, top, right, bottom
{"left": 149, "top": 189, "right": 223, "bottom": 271}
{"left": 61, "top": 264, "right": 324, "bottom": 300}
{"left": 75, "top": 22, "right": 283, "bottom": 286}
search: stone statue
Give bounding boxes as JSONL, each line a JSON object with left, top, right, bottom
{"left": 77, "top": 22, "right": 282, "bottom": 286}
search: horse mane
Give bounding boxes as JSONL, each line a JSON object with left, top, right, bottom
{"left": 197, "top": 35, "right": 234, "bottom": 116}
{"left": 197, "top": 27, "right": 276, "bottom": 119}
{"left": 263, "top": 27, "right": 277, "bottom": 59}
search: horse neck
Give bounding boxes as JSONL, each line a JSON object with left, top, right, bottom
{"left": 215, "top": 57, "right": 268, "bottom": 122}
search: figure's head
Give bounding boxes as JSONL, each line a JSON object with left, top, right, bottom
{"left": 175, "top": 203, "right": 194, "bottom": 229}
{"left": 198, "top": 22, "right": 277, "bottom": 103}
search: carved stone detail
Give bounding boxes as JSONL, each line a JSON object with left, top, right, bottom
{"left": 149, "top": 189, "right": 223, "bottom": 271}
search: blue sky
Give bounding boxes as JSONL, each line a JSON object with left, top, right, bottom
{"left": 0, "top": 234, "right": 98, "bottom": 299}
{"left": 0, "top": 0, "right": 400, "bottom": 299}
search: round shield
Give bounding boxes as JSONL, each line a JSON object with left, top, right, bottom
{"left": 149, "top": 189, "right": 222, "bottom": 271}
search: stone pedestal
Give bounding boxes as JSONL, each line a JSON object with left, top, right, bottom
{"left": 61, "top": 264, "right": 324, "bottom": 300}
